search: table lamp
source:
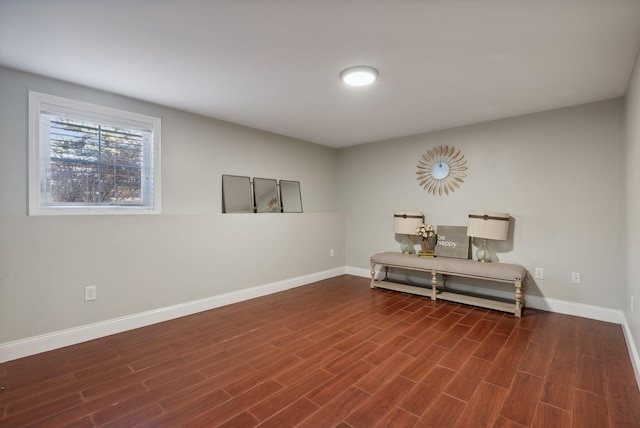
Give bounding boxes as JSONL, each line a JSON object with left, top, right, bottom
{"left": 394, "top": 211, "right": 424, "bottom": 254}
{"left": 467, "top": 211, "right": 509, "bottom": 262}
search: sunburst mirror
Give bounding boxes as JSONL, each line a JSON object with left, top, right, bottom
{"left": 416, "top": 145, "right": 467, "bottom": 195}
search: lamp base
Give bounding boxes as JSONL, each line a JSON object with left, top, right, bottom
{"left": 400, "top": 235, "right": 415, "bottom": 254}
{"left": 476, "top": 238, "right": 494, "bottom": 263}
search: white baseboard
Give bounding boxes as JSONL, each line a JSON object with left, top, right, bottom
{"left": 0, "top": 267, "right": 347, "bottom": 363}
{"left": 3, "top": 265, "right": 639, "bottom": 389}
{"left": 621, "top": 313, "right": 640, "bottom": 388}
{"left": 525, "top": 295, "right": 623, "bottom": 323}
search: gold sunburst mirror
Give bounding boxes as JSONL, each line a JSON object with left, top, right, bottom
{"left": 416, "top": 145, "right": 467, "bottom": 195}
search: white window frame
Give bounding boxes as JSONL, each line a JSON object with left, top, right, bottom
{"left": 28, "top": 91, "right": 161, "bottom": 215}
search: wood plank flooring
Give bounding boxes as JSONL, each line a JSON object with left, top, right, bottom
{"left": 1, "top": 275, "right": 639, "bottom": 427}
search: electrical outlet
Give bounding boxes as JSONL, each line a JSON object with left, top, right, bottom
{"left": 84, "top": 286, "right": 96, "bottom": 301}
{"left": 330, "top": 249, "right": 334, "bottom": 257}
{"left": 571, "top": 272, "right": 581, "bottom": 284}
{"left": 534, "top": 268, "right": 544, "bottom": 280}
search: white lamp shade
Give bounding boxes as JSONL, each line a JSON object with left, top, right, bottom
{"left": 394, "top": 211, "right": 424, "bottom": 234}
{"left": 467, "top": 211, "right": 509, "bottom": 240}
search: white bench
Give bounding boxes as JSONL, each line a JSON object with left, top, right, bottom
{"left": 370, "top": 252, "right": 528, "bottom": 317}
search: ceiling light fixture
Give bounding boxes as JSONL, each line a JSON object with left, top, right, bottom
{"left": 340, "top": 66, "right": 379, "bottom": 86}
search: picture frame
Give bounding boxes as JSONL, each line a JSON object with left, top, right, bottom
{"left": 435, "top": 225, "right": 470, "bottom": 259}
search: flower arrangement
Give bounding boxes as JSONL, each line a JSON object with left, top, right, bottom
{"left": 416, "top": 223, "right": 435, "bottom": 238}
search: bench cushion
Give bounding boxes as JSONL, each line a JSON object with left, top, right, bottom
{"left": 371, "top": 252, "right": 527, "bottom": 282}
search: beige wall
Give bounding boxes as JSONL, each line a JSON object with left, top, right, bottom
{"left": 624, "top": 51, "right": 640, "bottom": 359}
{"left": 0, "top": 67, "right": 344, "bottom": 343}
{"left": 339, "top": 99, "right": 625, "bottom": 309}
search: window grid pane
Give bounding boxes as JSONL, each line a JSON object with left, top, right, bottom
{"left": 43, "top": 114, "right": 148, "bottom": 206}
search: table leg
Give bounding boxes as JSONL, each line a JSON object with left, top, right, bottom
{"left": 370, "top": 262, "right": 376, "bottom": 288}
{"left": 515, "top": 280, "right": 523, "bottom": 317}
{"left": 431, "top": 270, "right": 437, "bottom": 300}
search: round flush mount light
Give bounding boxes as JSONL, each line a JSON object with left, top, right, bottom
{"left": 340, "top": 66, "right": 379, "bottom": 86}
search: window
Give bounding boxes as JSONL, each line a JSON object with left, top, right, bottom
{"left": 29, "top": 91, "right": 161, "bottom": 215}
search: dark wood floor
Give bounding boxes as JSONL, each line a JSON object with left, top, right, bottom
{"left": 1, "top": 275, "right": 639, "bottom": 427}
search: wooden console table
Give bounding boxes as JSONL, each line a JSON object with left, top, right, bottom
{"left": 370, "top": 252, "right": 528, "bottom": 317}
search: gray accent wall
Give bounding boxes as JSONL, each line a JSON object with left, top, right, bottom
{"left": 339, "top": 99, "right": 625, "bottom": 310}
{"left": 624, "top": 51, "right": 640, "bottom": 364}
{"left": 0, "top": 67, "right": 344, "bottom": 343}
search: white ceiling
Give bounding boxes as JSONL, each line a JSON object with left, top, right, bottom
{"left": 1, "top": 1, "right": 639, "bottom": 148}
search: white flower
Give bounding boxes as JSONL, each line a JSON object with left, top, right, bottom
{"left": 416, "top": 223, "right": 435, "bottom": 238}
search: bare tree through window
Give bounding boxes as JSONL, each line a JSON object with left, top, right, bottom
{"left": 47, "top": 117, "right": 146, "bottom": 205}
